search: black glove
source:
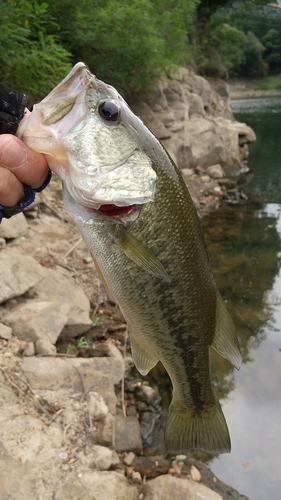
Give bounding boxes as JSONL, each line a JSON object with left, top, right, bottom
{"left": 0, "top": 84, "right": 51, "bottom": 222}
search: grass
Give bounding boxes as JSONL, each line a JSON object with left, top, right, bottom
{"left": 240, "top": 74, "right": 281, "bottom": 91}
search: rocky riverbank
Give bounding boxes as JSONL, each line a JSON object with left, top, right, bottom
{"left": 0, "top": 191, "right": 251, "bottom": 500}
{"left": 0, "top": 71, "right": 254, "bottom": 499}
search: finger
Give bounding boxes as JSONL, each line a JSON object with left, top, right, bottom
{"left": 0, "top": 135, "right": 49, "bottom": 189}
{"left": 0, "top": 167, "right": 25, "bottom": 207}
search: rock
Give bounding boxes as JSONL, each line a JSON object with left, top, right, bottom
{"left": 0, "top": 248, "right": 46, "bottom": 304}
{"left": 92, "top": 412, "right": 115, "bottom": 447}
{"left": 2, "top": 299, "right": 72, "bottom": 343}
{"left": 0, "top": 323, "right": 12, "bottom": 340}
{"left": 0, "top": 442, "right": 37, "bottom": 500}
{"left": 55, "top": 471, "right": 139, "bottom": 500}
{"left": 135, "top": 385, "right": 160, "bottom": 406}
{"left": 115, "top": 415, "right": 143, "bottom": 454}
{"left": 181, "top": 168, "right": 194, "bottom": 178}
{"left": 129, "top": 70, "right": 255, "bottom": 178}
{"left": 190, "top": 464, "right": 202, "bottom": 482}
{"left": 88, "top": 391, "right": 109, "bottom": 420}
{"left": 142, "top": 474, "right": 223, "bottom": 500}
{"left": 23, "top": 341, "right": 35, "bottom": 356}
{"left": 132, "top": 456, "right": 170, "bottom": 479}
{"left": 21, "top": 357, "right": 124, "bottom": 414}
{"left": 35, "top": 338, "right": 57, "bottom": 355}
{"left": 0, "top": 237, "right": 6, "bottom": 249}
{"left": 90, "top": 445, "right": 114, "bottom": 470}
{"left": 0, "top": 212, "right": 28, "bottom": 240}
{"left": 33, "top": 267, "right": 92, "bottom": 338}
{"left": 123, "top": 451, "right": 136, "bottom": 466}
{"left": 206, "top": 164, "right": 225, "bottom": 179}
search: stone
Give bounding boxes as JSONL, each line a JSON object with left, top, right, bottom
{"left": 135, "top": 385, "right": 160, "bottom": 406}
{"left": 0, "top": 442, "right": 37, "bottom": 500}
{"left": 0, "top": 212, "right": 28, "bottom": 240}
{"left": 0, "top": 238, "right": 6, "bottom": 249}
{"left": 0, "top": 248, "right": 46, "bottom": 304}
{"left": 115, "top": 415, "right": 143, "bottom": 454}
{"left": 21, "top": 357, "right": 124, "bottom": 412}
{"left": 0, "top": 323, "right": 12, "bottom": 340}
{"left": 206, "top": 164, "right": 225, "bottom": 179}
{"left": 92, "top": 412, "right": 115, "bottom": 447}
{"left": 132, "top": 456, "right": 170, "bottom": 479}
{"left": 124, "top": 451, "right": 136, "bottom": 466}
{"left": 23, "top": 341, "right": 35, "bottom": 357}
{"left": 2, "top": 299, "right": 72, "bottom": 343}
{"left": 33, "top": 267, "right": 92, "bottom": 338}
{"left": 55, "top": 471, "right": 139, "bottom": 500}
{"left": 90, "top": 445, "right": 114, "bottom": 470}
{"left": 35, "top": 338, "right": 57, "bottom": 355}
{"left": 142, "top": 474, "right": 223, "bottom": 500}
{"left": 88, "top": 391, "right": 109, "bottom": 420}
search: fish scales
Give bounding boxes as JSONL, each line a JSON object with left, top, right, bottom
{"left": 18, "top": 62, "right": 242, "bottom": 454}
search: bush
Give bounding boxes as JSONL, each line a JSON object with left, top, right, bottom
{"left": 210, "top": 23, "right": 247, "bottom": 73}
{"left": 0, "top": 1, "right": 71, "bottom": 102}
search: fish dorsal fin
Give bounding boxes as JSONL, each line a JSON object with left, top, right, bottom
{"left": 114, "top": 227, "right": 171, "bottom": 282}
{"left": 130, "top": 331, "right": 158, "bottom": 376}
{"left": 212, "top": 291, "right": 242, "bottom": 370}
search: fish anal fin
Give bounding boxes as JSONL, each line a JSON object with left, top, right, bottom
{"left": 212, "top": 291, "right": 242, "bottom": 370}
{"left": 165, "top": 394, "right": 231, "bottom": 454}
{"left": 130, "top": 331, "right": 158, "bottom": 376}
{"left": 114, "top": 228, "right": 171, "bottom": 282}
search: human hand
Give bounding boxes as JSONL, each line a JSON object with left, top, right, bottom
{"left": 0, "top": 110, "right": 49, "bottom": 208}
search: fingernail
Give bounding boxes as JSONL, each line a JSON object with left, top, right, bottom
{"left": 0, "top": 139, "right": 28, "bottom": 170}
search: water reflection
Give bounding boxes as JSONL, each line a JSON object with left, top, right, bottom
{"left": 137, "top": 96, "right": 281, "bottom": 499}
{"left": 207, "top": 96, "right": 281, "bottom": 500}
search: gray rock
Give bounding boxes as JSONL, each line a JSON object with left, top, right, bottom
{"left": 33, "top": 267, "right": 92, "bottom": 338}
{"left": 0, "top": 442, "right": 37, "bottom": 500}
{"left": 115, "top": 415, "right": 143, "bottom": 454}
{"left": 2, "top": 299, "right": 72, "bottom": 343}
{"left": 35, "top": 338, "right": 57, "bottom": 355}
{"left": 0, "top": 212, "right": 28, "bottom": 240}
{"left": 0, "top": 248, "right": 46, "bottom": 304}
{"left": 135, "top": 385, "right": 160, "bottom": 406}
{"left": 55, "top": 471, "right": 139, "bottom": 500}
{"left": 92, "top": 412, "right": 115, "bottom": 447}
{"left": 0, "top": 322, "right": 12, "bottom": 340}
{"left": 90, "top": 445, "right": 114, "bottom": 470}
{"left": 21, "top": 356, "right": 124, "bottom": 414}
{"left": 88, "top": 391, "right": 109, "bottom": 420}
{"left": 0, "top": 237, "right": 6, "bottom": 249}
{"left": 142, "top": 474, "right": 223, "bottom": 500}
{"left": 206, "top": 164, "right": 225, "bottom": 179}
{"left": 23, "top": 341, "right": 35, "bottom": 357}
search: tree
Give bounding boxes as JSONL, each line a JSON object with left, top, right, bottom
{"left": 210, "top": 23, "right": 247, "bottom": 73}
{"left": 46, "top": 0, "right": 199, "bottom": 92}
{"left": 262, "top": 28, "right": 281, "bottom": 72}
{"left": 0, "top": 1, "right": 71, "bottom": 102}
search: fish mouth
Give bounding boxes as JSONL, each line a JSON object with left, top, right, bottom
{"left": 96, "top": 204, "right": 136, "bottom": 217}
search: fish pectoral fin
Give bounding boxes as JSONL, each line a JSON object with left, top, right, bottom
{"left": 212, "top": 291, "right": 242, "bottom": 370}
{"left": 114, "top": 228, "right": 171, "bottom": 282}
{"left": 130, "top": 331, "right": 158, "bottom": 376}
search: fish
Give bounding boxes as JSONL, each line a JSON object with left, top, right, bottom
{"left": 18, "top": 62, "right": 242, "bottom": 454}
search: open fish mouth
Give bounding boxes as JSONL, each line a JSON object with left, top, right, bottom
{"left": 18, "top": 62, "right": 157, "bottom": 211}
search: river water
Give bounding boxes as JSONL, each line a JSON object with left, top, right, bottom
{"left": 203, "top": 96, "right": 281, "bottom": 500}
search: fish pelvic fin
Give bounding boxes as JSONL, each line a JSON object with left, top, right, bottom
{"left": 114, "top": 227, "right": 171, "bottom": 282}
{"left": 130, "top": 331, "right": 158, "bottom": 376}
{"left": 212, "top": 291, "right": 242, "bottom": 370}
{"left": 165, "top": 395, "right": 231, "bottom": 455}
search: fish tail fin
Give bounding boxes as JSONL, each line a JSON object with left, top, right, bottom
{"left": 164, "top": 396, "right": 231, "bottom": 454}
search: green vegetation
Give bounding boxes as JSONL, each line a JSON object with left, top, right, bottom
{"left": 236, "top": 74, "right": 281, "bottom": 92}
{"left": 1, "top": 0, "right": 280, "bottom": 102}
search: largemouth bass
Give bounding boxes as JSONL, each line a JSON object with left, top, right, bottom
{"left": 18, "top": 63, "right": 241, "bottom": 454}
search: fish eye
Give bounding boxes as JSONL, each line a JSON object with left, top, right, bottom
{"left": 98, "top": 101, "right": 120, "bottom": 122}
